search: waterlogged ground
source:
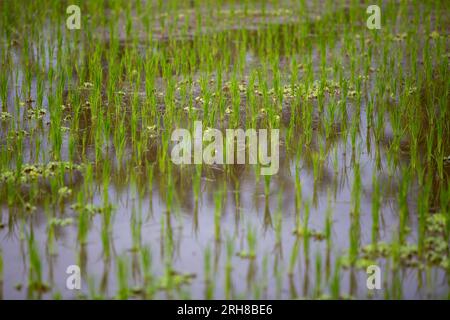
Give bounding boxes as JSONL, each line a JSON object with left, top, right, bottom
{"left": 0, "top": 1, "right": 449, "bottom": 299}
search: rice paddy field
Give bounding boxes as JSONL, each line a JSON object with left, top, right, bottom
{"left": 0, "top": 0, "right": 449, "bottom": 300}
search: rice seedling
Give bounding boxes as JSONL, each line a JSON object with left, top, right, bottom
{"left": 225, "top": 237, "right": 234, "bottom": 299}
{"left": 203, "top": 246, "right": 214, "bottom": 299}
{"left": 328, "top": 241, "right": 340, "bottom": 289}
{"left": 371, "top": 171, "right": 381, "bottom": 244}
{"left": 0, "top": 248, "right": 3, "bottom": 299}
{"left": 27, "top": 231, "right": 49, "bottom": 298}
{"left": 116, "top": 255, "right": 129, "bottom": 300}
{"left": 314, "top": 252, "right": 322, "bottom": 298}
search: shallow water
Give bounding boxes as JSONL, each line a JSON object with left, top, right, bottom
{"left": 1, "top": 96, "right": 446, "bottom": 298}
{"left": 0, "top": 1, "right": 449, "bottom": 300}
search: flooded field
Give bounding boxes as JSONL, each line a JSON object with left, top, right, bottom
{"left": 0, "top": 0, "right": 449, "bottom": 299}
